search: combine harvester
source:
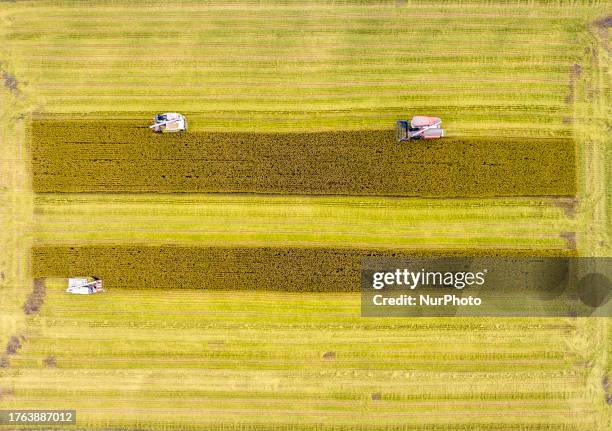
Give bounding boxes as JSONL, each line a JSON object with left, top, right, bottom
{"left": 66, "top": 277, "right": 104, "bottom": 295}
{"left": 149, "top": 113, "right": 187, "bottom": 133}
{"left": 396, "top": 116, "right": 444, "bottom": 142}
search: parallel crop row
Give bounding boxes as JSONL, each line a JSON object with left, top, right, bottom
{"left": 32, "top": 246, "right": 573, "bottom": 291}
{"left": 31, "top": 120, "right": 576, "bottom": 196}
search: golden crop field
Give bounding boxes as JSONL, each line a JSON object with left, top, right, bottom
{"left": 31, "top": 120, "right": 576, "bottom": 196}
{"left": 30, "top": 246, "right": 575, "bottom": 293}
{"left": 0, "top": 0, "right": 610, "bottom": 430}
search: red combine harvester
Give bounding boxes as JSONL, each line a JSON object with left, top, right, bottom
{"left": 396, "top": 116, "right": 444, "bottom": 142}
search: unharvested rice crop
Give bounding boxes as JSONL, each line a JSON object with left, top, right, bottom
{"left": 31, "top": 120, "right": 576, "bottom": 196}
{"left": 31, "top": 246, "right": 574, "bottom": 292}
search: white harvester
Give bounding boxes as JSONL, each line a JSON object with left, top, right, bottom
{"left": 149, "top": 113, "right": 187, "bottom": 133}
{"left": 396, "top": 116, "right": 444, "bottom": 142}
{"left": 66, "top": 277, "right": 104, "bottom": 295}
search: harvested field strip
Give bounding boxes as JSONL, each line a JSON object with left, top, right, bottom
{"left": 32, "top": 121, "right": 576, "bottom": 196}
{"left": 2, "top": 284, "right": 601, "bottom": 430}
{"left": 2, "top": 1, "right": 599, "bottom": 133}
{"left": 33, "top": 195, "right": 575, "bottom": 250}
{"left": 31, "top": 246, "right": 574, "bottom": 292}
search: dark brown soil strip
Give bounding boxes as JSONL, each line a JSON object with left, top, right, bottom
{"left": 1, "top": 334, "right": 26, "bottom": 368}
{"left": 5, "top": 335, "right": 22, "bottom": 354}
{"left": 1, "top": 280, "right": 47, "bottom": 368}
{"left": 565, "top": 63, "right": 581, "bottom": 103}
{"left": 31, "top": 120, "right": 576, "bottom": 197}
{"left": 604, "top": 374, "right": 612, "bottom": 405}
{"left": 554, "top": 197, "right": 578, "bottom": 217}
{"left": 23, "top": 278, "right": 46, "bottom": 315}
{"left": 559, "top": 232, "right": 577, "bottom": 250}
{"left": 593, "top": 16, "right": 612, "bottom": 29}
{"left": 31, "top": 246, "right": 574, "bottom": 292}
{"left": 1, "top": 70, "right": 18, "bottom": 94}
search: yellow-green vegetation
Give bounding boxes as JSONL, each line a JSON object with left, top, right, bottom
{"left": 0, "top": 0, "right": 609, "bottom": 430}
{"left": 33, "top": 194, "right": 576, "bottom": 250}
{"left": 32, "top": 121, "right": 576, "bottom": 195}
{"left": 1, "top": 280, "right": 608, "bottom": 430}
{"left": 0, "top": 1, "right": 601, "bottom": 136}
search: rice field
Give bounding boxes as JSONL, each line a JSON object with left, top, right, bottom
{"left": 0, "top": 0, "right": 610, "bottom": 430}
{"left": 2, "top": 280, "right": 609, "bottom": 430}
{"left": 32, "top": 194, "right": 576, "bottom": 250}
{"left": 31, "top": 245, "right": 576, "bottom": 293}
{"left": 1, "top": 1, "right": 598, "bottom": 136}
{"left": 31, "top": 121, "right": 576, "bottom": 196}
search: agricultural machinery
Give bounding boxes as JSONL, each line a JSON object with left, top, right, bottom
{"left": 66, "top": 277, "right": 104, "bottom": 295}
{"left": 396, "top": 116, "right": 444, "bottom": 142}
{"left": 150, "top": 113, "right": 187, "bottom": 133}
